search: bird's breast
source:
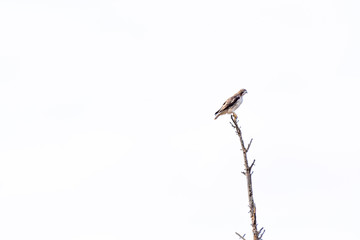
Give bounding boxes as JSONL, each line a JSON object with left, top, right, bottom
{"left": 231, "top": 97, "right": 243, "bottom": 110}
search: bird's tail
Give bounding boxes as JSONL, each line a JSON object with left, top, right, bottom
{"left": 214, "top": 112, "right": 220, "bottom": 120}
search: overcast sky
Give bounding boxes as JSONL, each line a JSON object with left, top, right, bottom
{"left": 1, "top": 0, "right": 360, "bottom": 240}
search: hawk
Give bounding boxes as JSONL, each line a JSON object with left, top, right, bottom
{"left": 214, "top": 89, "right": 247, "bottom": 120}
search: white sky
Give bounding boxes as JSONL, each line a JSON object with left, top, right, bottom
{"left": 0, "top": 0, "right": 360, "bottom": 239}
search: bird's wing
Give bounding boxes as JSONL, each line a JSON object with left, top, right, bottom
{"left": 215, "top": 95, "right": 240, "bottom": 115}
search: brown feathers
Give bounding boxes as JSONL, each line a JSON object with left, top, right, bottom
{"left": 214, "top": 89, "right": 247, "bottom": 120}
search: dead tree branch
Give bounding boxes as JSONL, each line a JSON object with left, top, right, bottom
{"left": 258, "top": 227, "right": 265, "bottom": 239}
{"left": 249, "top": 159, "right": 256, "bottom": 171}
{"left": 235, "top": 232, "right": 247, "bottom": 240}
{"left": 230, "top": 115, "right": 265, "bottom": 240}
{"left": 246, "top": 138, "right": 253, "bottom": 152}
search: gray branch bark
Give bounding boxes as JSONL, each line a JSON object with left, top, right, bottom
{"left": 230, "top": 115, "right": 265, "bottom": 240}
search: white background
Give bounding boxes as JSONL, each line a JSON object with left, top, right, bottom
{"left": 1, "top": 0, "right": 359, "bottom": 239}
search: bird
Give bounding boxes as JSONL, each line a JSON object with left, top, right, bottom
{"left": 214, "top": 89, "right": 247, "bottom": 120}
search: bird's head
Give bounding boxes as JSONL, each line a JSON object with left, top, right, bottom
{"left": 239, "top": 89, "right": 247, "bottom": 96}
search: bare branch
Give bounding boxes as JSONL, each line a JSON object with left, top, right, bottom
{"left": 231, "top": 114, "right": 238, "bottom": 123}
{"left": 258, "top": 228, "right": 265, "bottom": 239}
{"left": 229, "top": 115, "right": 265, "bottom": 240}
{"left": 246, "top": 138, "right": 253, "bottom": 152}
{"left": 235, "top": 232, "right": 246, "bottom": 240}
{"left": 249, "top": 159, "right": 256, "bottom": 171}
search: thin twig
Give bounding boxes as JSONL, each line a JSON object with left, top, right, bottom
{"left": 246, "top": 138, "right": 253, "bottom": 152}
{"left": 235, "top": 232, "right": 247, "bottom": 240}
{"left": 258, "top": 228, "right": 265, "bottom": 239}
{"left": 249, "top": 159, "right": 256, "bottom": 171}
